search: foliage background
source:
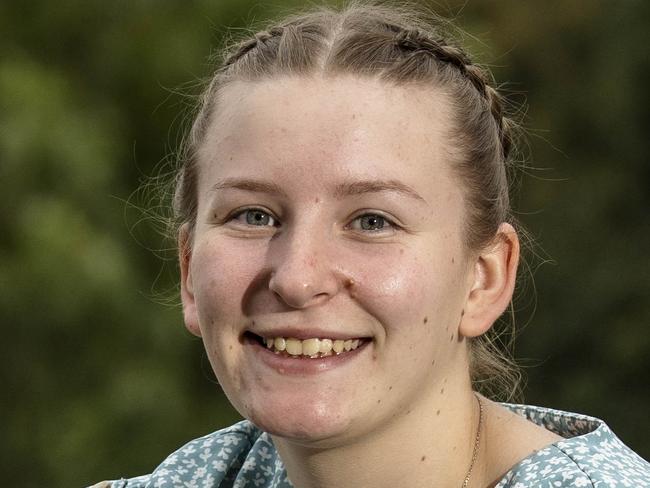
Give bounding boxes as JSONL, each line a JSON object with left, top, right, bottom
{"left": 1, "top": 1, "right": 648, "bottom": 486}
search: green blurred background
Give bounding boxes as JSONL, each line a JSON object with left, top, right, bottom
{"left": 1, "top": 1, "right": 648, "bottom": 486}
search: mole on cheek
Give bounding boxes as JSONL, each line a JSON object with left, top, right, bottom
{"left": 423, "top": 316, "right": 428, "bottom": 324}
{"left": 420, "top": 455, "right": 426, "bottom": 461}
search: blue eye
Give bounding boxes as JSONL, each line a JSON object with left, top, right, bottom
{"left": 233, "top": 209, "right": 278, "bottom": 227}
{"left": 350, "top": 213, "right": 394, "bottom": 232}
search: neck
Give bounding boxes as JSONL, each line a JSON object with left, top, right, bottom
{"left": 272, "top": 381, "right": 482, "bottom": 488}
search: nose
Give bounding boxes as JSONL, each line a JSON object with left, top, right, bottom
{"left": 268, "top": 227, "right": 343, "bottom": 309}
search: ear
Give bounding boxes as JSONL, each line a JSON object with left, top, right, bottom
{"left": 459, "top": 223, "right": 520, "bottom": 338}
{"left": 179, "top": 225, "right": 202, "bottom": 337}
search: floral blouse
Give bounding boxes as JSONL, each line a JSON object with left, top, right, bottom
{"left": 92, "top": 404, "right": 650, "bottom": 487}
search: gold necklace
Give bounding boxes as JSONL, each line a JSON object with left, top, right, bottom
{"left": 461, "top": 394, "right": 484, "bottom": 488}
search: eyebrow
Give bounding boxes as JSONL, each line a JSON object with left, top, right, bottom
{"left": 211, "top": 178, "right": 288, "bottom": 197}
{"left": 333, "top": 180, "right": 426, "bottom": 203}
{"left": 210, "top": 177, "right": 426, "bottom": 203}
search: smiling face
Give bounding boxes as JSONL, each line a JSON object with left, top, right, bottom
{"left": 180, "top": 76, "right": 479, "bottom": 445}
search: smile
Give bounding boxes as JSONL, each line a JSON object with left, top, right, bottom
{"left": 247, "top": 333, "right": 368, "bottom": 358}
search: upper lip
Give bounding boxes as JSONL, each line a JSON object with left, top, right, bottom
{"left": 246, "top": 326, "right": 371, "bottom": 341}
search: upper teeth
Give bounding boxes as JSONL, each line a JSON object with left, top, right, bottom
{"left": 264, "top": 337, "right": 361, "bottom": 357}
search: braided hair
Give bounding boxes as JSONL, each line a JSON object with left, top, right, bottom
{"left": 174, "top": 2, "right": 522, "bottom": 400}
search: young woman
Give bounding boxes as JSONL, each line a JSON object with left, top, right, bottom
{"left": 93, "top": 3, "right": 650, "bottom": 487}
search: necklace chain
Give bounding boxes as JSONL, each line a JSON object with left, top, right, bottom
{"left": 461, "top": 394, "right": 484, "bottom": 488}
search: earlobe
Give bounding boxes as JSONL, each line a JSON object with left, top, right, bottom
{"left": 458, "top": 223, "right": 519, "bottom": 338}
{"left": 179, "top": 225, "right": 202, "bottom": 338}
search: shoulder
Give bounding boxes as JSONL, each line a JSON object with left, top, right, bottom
{"left": 96, "top": 420, "right": 291, "bottom": 488}
{"left": 495, "top": 404, "right": 650, "bottom": 487}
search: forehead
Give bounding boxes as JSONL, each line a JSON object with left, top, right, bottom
{"left": 197, "top": 76, "right": 458, "bottom": 199}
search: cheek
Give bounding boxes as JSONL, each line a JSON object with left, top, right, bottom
{"left": 348, "top": 242, "right": 462, "bottom": 330}
{"left": 191, "top": 237, "right": 265, "bottom": 328}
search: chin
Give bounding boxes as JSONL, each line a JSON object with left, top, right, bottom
{"left": 243, "top": 395, "right": 354, "bottom": 445}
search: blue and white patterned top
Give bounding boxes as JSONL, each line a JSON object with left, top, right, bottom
{"left": 95, "top": 404, "right": 650, "bottom": 487}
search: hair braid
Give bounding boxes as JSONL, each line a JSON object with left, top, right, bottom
{"left": 223, "top": 27, "right": 284, "bottom": 68}
{"left": 394, "top": 27, "right": 511, "bottom": 161}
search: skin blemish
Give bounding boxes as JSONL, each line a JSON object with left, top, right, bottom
{"left": 451, "top": 257, "right": 455, "bottom": 264}
{"left": 389, "top": 386, "right": 393, "bottom": 391}
{"left": 436, "top": 409, "right": 441, "bottom": 416}
{"left": 229, "top": 345, "right": 233, "bottom": 350}
{"left": 431, "top": 359, "right": 435, "bottom": 366}
{"left": 461, "top": 309, "right": 465, "bottom": 317}
{"left": 399, "top": 248, "right": 404, "bottom": 254}
{"left": 344, "top": 278, "right": 355, "bottom": 288}
{"left": 450, "top": 333, "right": 454, "bottom": 341}
{"left": 377, "top": 399, "right": 381, "bottom": 404}
{"left": 440, "top": 387, "right": 445, "bottom": 394}
{"left": 406, "top": 409, "right": 412, "bottom": 415}
{"left": 421, "top": 455, "right": 426, "bottom": 462}
{"left": 423, "top": 316, "right": 428, "bottom": 324}
{"left": 314, "top": 197, "right": 319, "bottom": 203}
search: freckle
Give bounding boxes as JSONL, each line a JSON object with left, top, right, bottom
{"left": 406, "top": 409, "right": 412, "bottom": 415}
{"left": 389, "top": 386, "right": 393, "bottom": 391}
{"left": 314, "top": 197, "right": 319, "bottom": 203}
{"left": 377, "top": 399, "right": 381, "bottom": 404}
{"left": 252, "top": 320, "right": 256, "bottom": 325}
{"left": 421, "top": 455, "right": 426, "bottom": 461}
{"left": 461, "top": 309, "right": 465, "bottom": 317}
{"left": 229, "top": 156, "right": 233, "bottom": 161}
{"left": 372, "top": 354, "right": 377, "bottom": 361}
{"left": 436, "top": 409, "right": 441, "bottom": 416}
{"left": 352, "top": 113, "right": 356, "bottom": 119}
{"left": 372, "top": 385, "right": 376, "bottom": 391}
{"left": 450, "top": 333, "right": 454, "bottom": 341}
{"left": 423, "top": 316, "right": 428, "bottom": 324}
{"left": 229, "top": 345, "right": 233, "bottom": 350}
{"left": 440, "top": 387, "right": 444, "bottom": 394}
{"left": 451, "top": 257, "right": 455, "bottom": 263}
{"left": 431, "top": 359, "right": 435, "bottom": 366}
{"left": 399, "top": 248, "right": 404, "bottom": 254}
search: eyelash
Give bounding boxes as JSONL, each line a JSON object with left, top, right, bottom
{"left": 226, "top": 208, "right": 399, "bottom": 233}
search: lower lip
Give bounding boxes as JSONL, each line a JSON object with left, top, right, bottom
{"left": 246, "top": 337, "right": 371, "bottom": 375}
